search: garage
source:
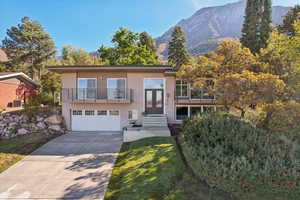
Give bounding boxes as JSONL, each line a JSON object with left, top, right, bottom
{"left": 71, "top": 109, "right": 121, "bottom": 131}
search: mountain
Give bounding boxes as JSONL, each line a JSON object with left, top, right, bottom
{"left": 155, "top": 0, "right": 290, "bottom": 57}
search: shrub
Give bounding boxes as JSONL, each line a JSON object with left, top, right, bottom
{"left": 258, "top": 101, "right": 300, "bottom": 140}
{"left": 23, "top": 94, "right": 42, "bottom": 119}
{"left": 180, "top": 112, "right": 300, "bottom": 197}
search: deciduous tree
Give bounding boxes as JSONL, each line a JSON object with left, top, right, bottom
{"left": 98, "top": 28, "right": 158, "bottom": 65}
{"left": 61, "top": 45, "right": 102, "bottom": 65}
{"left": 277, "top": 5, "right": 300, "bottom": 36}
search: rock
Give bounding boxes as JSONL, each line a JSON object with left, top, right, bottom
{"left": 8, "top": 122, "right": 17, "bottom": 128}
{"left": 48, "top": 125, "right": 62, "bottom": 132}
{"left": 17, "top": 128, "right": 28, "bottom": 135}
{"left": 45, "top": 115, "right": 63, "bottom": 125}
{"left": 36, "top": 115, "right": 44, "bottom": 122}
{"left": 0, "top": 115, "right": 3, "bottom": 120}
{"left": 20, "top": 114, "right": 29, "bottom": 122}
{"left": 0, "top": 123, "right": 6, "bottom": 128}
{"left": 36, "top": 122, "right": 46, "bottom": 129}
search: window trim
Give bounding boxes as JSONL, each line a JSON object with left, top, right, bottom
{"left": 176, "top": 80, "right": 189, "bottom": 98}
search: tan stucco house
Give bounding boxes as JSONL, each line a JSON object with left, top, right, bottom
{"left": 47, "top": 65, "right": 216, "bottom": 132}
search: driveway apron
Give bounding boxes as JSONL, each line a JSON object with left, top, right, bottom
{"left": 0, "top": 131, "right": 123, "bottom": 200}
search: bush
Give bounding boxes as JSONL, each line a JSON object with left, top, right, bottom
{"left": 180, "top": 112, "right": 300, "bottom": 197}
{"left": 258, "top": 101, "right": 300, "bottom": 140}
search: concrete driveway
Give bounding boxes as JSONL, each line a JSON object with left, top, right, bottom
{"left": 0, "top": 131, "right": 123, "bottom": 199}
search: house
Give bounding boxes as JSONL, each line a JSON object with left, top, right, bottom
{"left": 47, "top": 65, "right": 217, "bottom": 131}
{"left": 0, "top": 72, "right": 39, "bottom": 109}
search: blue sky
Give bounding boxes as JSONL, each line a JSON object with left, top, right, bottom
{"left": 0, "top": 0, "right": 297, "bottom": 53}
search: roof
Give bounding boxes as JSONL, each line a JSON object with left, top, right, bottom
{"left": 0, "top": 49, "right": 8, "bottom": 62}
{"left": 0, "top": 72, "right": 39, "bottom": 88}
{"left": 47, "top": 65, "right": 175, "bottom": 74}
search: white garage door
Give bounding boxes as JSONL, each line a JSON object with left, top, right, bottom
{"left": 72, "top": 110, "right": 121, "bottom": 131}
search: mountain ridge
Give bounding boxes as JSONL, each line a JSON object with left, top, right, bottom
{"left": 155, "top": 0, "right": 290, "bottom": 57}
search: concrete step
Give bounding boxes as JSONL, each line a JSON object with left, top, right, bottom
{"left": 143, "top": 115, "right": 168, "bottom": 127}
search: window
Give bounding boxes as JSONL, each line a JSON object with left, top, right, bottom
{"left": 85, "top": 110, "right": 95, "bottom": 116}
{"left": 203, "top": 106, "right": 215, "bottom": 113}
{"left": 107, "top": 78, "right": 126, "bottom": 100}
{"left": 190, "top": 107, "right": 202, "bottom": 117}
{"left": 78, "top": 78, "right": 97, "bottom": 99}
{"left": 128, "top": 111, "right": 133, "bottom": 120}
{"left": 191, "top": 88, "right": 202, "bottom": 99}
{"left": 176, "top": 107, "right": 189, "bottom": 120}
{"left": 129, "top": 110, "right": 138, "bottom": 120}
{"left": 97, "top": 110, "right": 107, "bottom": 116}
{"left": 176, "top": 106, "right": 217, "bottom": 120}
{"left": 144, "top": 79, "right": 164, "bottom": 89}
{"left": 176, "top": 80, "right": 188, "bottom": 97}
{"left": 109, "top": 110, "right": 119, "bottom": 116}
{"left": 73, "top": 110, "right": 82, "bottom": 115}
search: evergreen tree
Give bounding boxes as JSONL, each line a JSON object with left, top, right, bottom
{"left": 241, "top": 0, "right": 273, "bottom": 54}
{"left": 168, "top": 26, "right": 191, "bottom": 70}
{"left": 277, "top": 5, "right": 300, "bottom": 36}
{"left": 2, "top": 17, "right": 55, "bottom": 80}
{"left": 261, "top": 0, "right": 273, "bottom": 49}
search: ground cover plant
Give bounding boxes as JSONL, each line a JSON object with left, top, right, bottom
{"left": 179, "top": 112, "right": 300, "bottom": 199}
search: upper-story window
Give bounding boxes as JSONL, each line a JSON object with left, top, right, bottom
{"left": 107, "top": 78, "right": 126, "bottom": 100}
{"left": 78, "top": 78, "right": 97, "bottom": 99}
{"left": 176, "top": 80, "right": 188, "bottom": 97}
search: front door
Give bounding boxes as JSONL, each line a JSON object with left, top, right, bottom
{"left": 145, "top": 89, "right": 164, "bottom": 114}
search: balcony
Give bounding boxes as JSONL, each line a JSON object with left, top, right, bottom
{"left": 62, "top": 88, "right": 133, "bottom": 104}
{"left": 175, "top": 88, "right": 216, "bottom": 105}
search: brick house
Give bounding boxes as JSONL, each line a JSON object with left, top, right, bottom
{"left": 0, "top": 72, "right": 39, "bottom": 109}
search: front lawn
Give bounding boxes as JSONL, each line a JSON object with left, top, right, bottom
{"left": 104, "top": 137, "right": 230, "bottom": 200}
{"left": 104, "top": 137, "right": 185, "bottom": 200}
{"left": 0, "top": 133, "right": 60, "bottom": 173}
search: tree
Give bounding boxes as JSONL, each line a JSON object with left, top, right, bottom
{"left": 2, "top": 17, "right": 56, "bottom": 80}
{"left": 61, "top": 45, "right": 102, "bottom": 65}
{"left": 216, "top": 71, "right": 284, "bottom": 117}
{"left": 259, "top": 21, "right": 300, "bottom": 100}
{"left": 178, "top": 40, "right": 284, "bottom": 117}
{"left": 40, "top": 59, "right": 62, "bottom": 105}
{"left": 139, "top": 32, "right": 157, "bottom": 55}
{"left": 178, "top": 40, "right": 261, "bottom": 84}
{"left": 241, "top": 0, "right": 273, "bottom": 54}
{"left": 277, "top": 5, "right": 300, "bottom": 36}
{"left": 261, "top": 0, "right": 273, "bottom": 49}
{"left": 98, "top": 28, "right": 158, "bottom": 65}
{"left": 168, "top": 26, "right": 191, "bottom": 70}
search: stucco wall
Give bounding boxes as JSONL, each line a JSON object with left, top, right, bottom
{"left": 61, "top": 71, "right": 176, "bottom": 130}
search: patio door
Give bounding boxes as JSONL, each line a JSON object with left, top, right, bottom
{"left": 145, "top": 89, "right": 164, "bottom": 114}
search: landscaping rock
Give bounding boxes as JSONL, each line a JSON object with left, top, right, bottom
{"left": 17, "top": 128, "right": 28, "bottom": 135}
{"left": 36, "top": 122, "right": 46, "bottom": 129}
{"left": 45, "top": 115, "right": 63, "bottom": 125}
{"left": 49, "top": 125, "right": 62, "bottom": 132}
{"left": 8, "top": 122, "right": 17, "bottom": 128}
{"left": 36, "top": 115, "right": 44, "bottom": 122}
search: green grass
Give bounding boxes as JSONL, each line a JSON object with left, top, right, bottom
{"left": 0, "top": 133, "right": 60, "bottom": 173}
{"left": 104, "top": 137, "right": 233, "bottom": 200}
{"left": 104, "top": 137, "right": 185, "bottom": 200}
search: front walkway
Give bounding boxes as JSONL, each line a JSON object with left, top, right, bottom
{"left": 0, "top": 131, "right": 123, "bottom": 199}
